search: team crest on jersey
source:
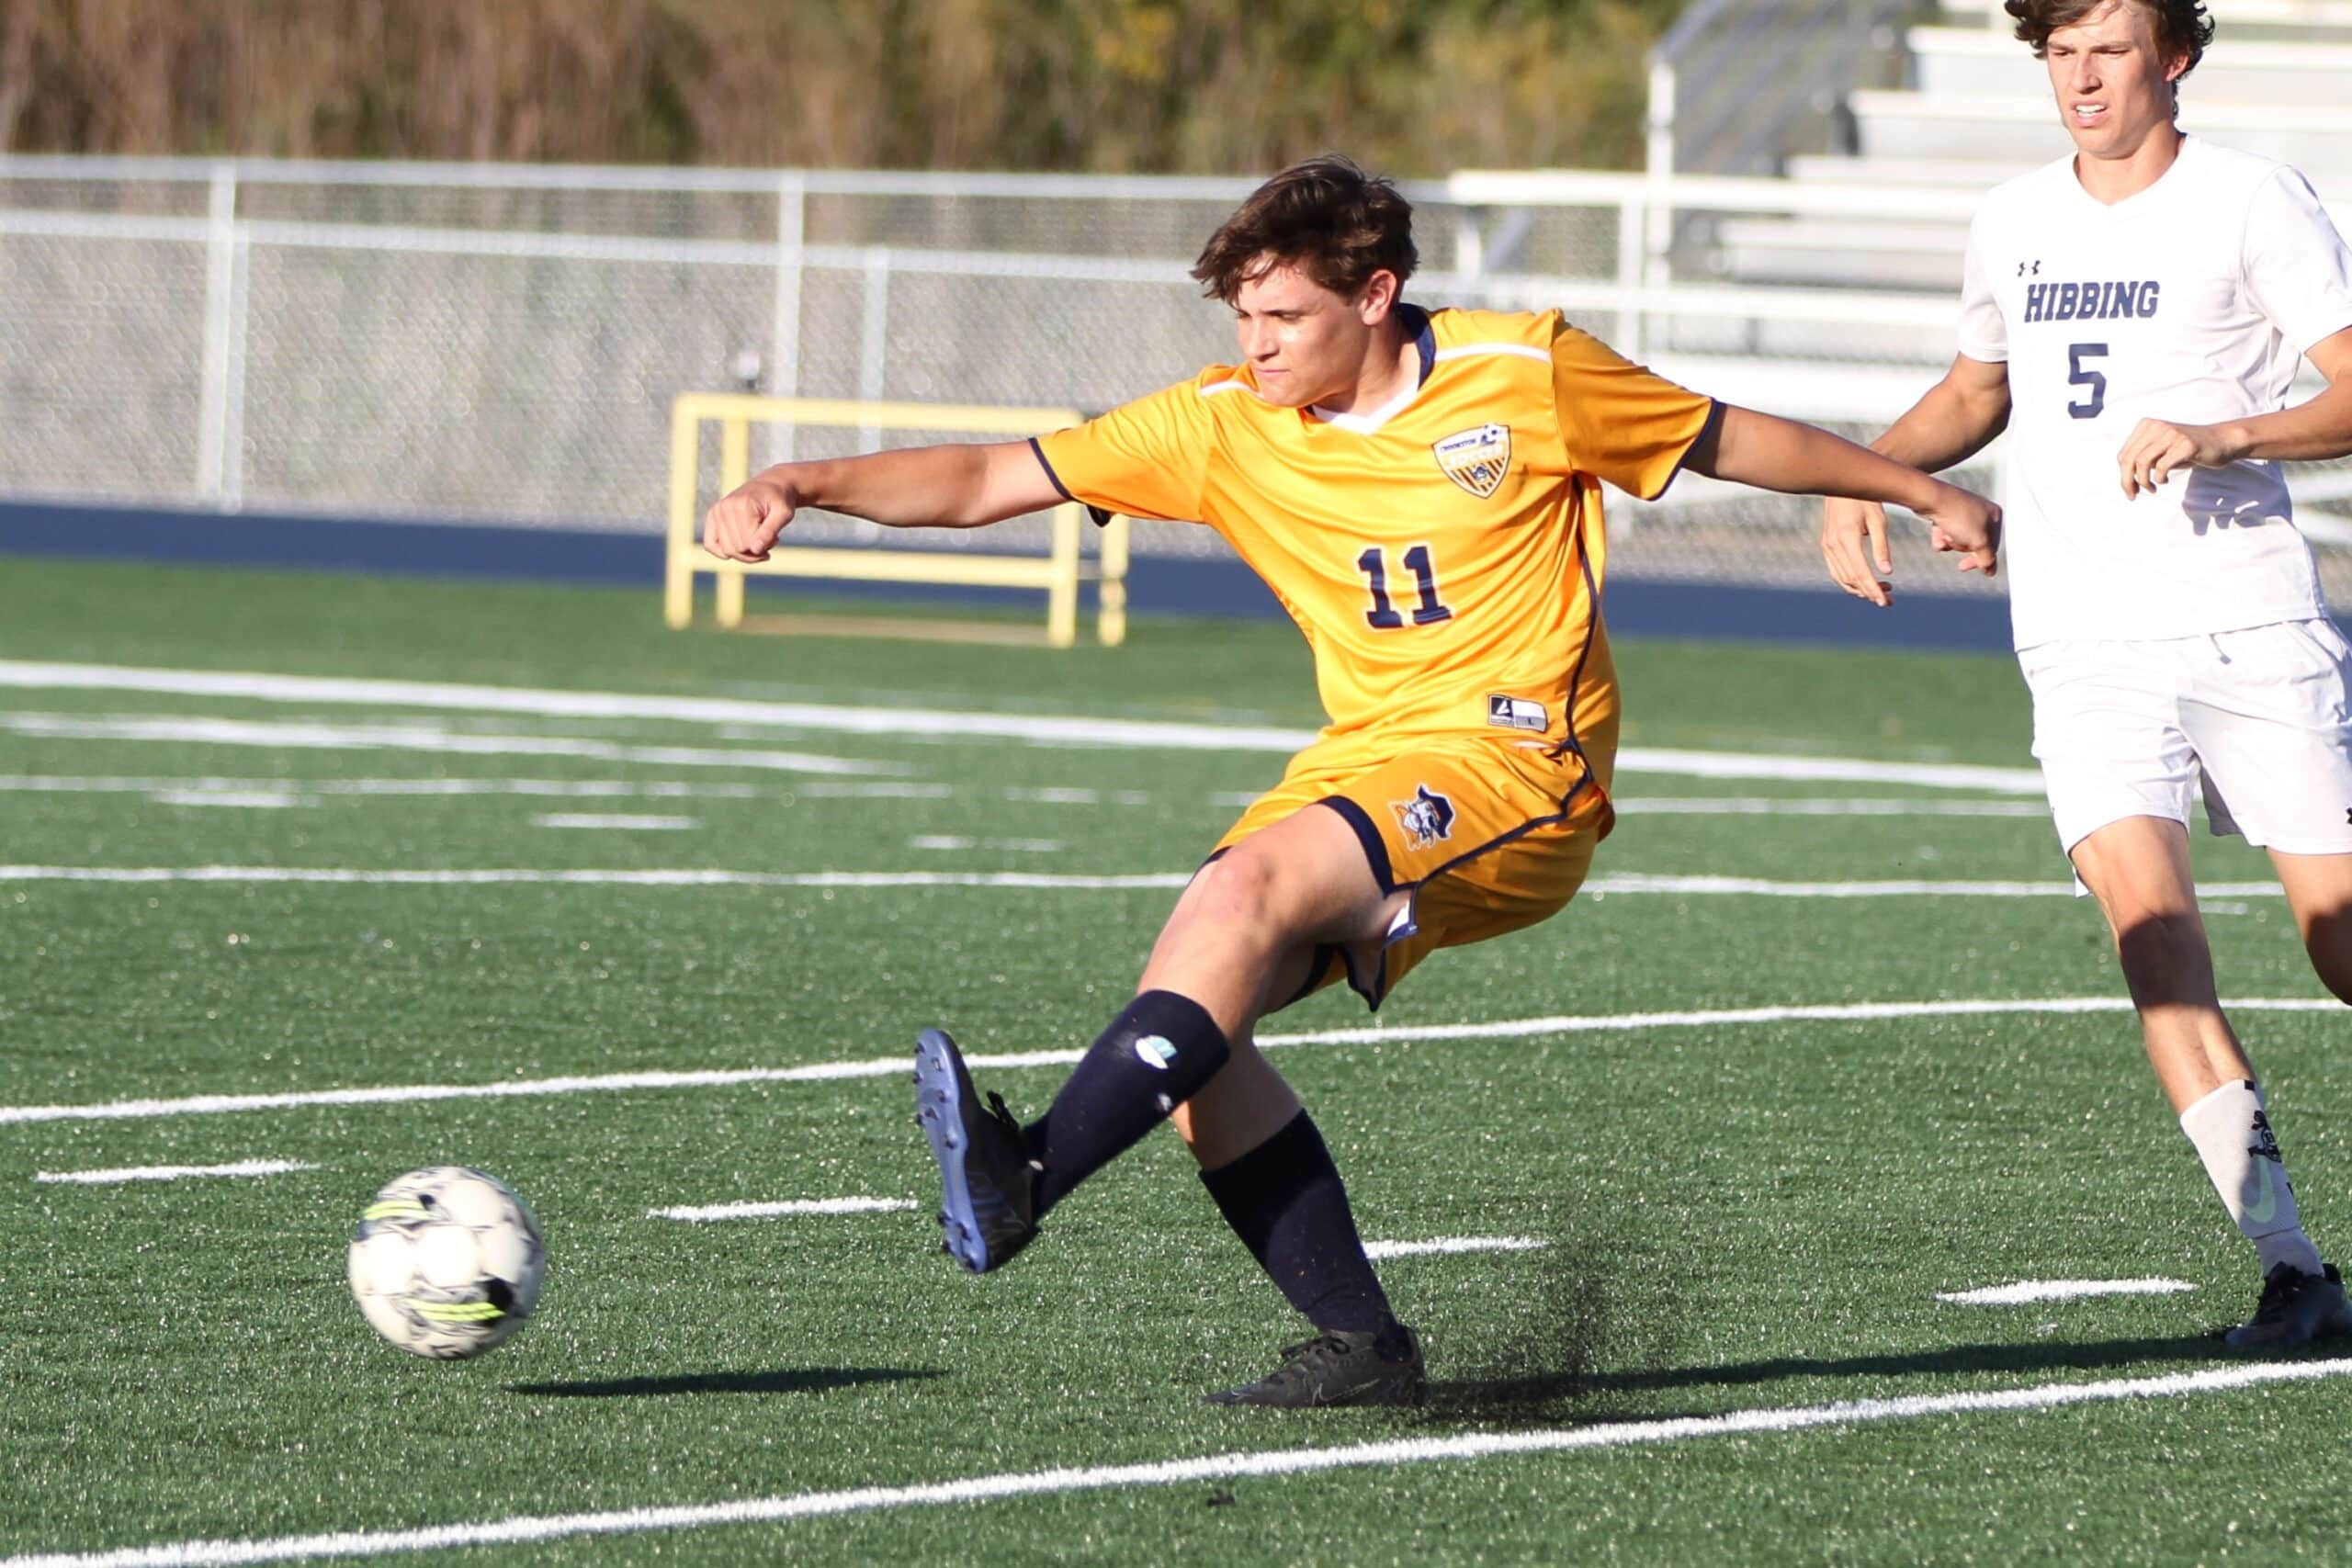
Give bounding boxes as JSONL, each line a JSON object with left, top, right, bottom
{"left": 1390, "top": 785, "right": 1457, "bottom": 849}
{"left": 1432, "top": 423, "right": 1512, "bottom": 499}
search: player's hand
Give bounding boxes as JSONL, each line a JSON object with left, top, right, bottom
{"left": 1917, "top": 481, "right": 2001, "bottom": 580}
{"left": 1821, "top": 495, "right": 1896, "bottom": 606}
{"left": 2116, "top": 418, "right": 2242, "bottom": 499}
{"left": 702, "top": 476, "right": 797, "bottom": 563}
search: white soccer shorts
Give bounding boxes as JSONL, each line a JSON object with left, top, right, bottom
{"left": 2018, "top": 617, "right": 2352, "bottom": 859}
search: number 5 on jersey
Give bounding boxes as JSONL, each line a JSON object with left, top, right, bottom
{"left": 1357, "top": 545, "right": 1453, "bottom": 629}
{"left": 2068, "top": 343, "right": 2108, "bottom": 419}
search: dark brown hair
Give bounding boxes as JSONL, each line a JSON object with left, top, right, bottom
{"left": 1191, "top": 155, "right": 1418, "bottom": 305}
{"left": 2004, "top": 0, "right": 2213, "bottom": 79}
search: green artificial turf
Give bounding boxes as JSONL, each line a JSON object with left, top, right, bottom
{"left": 0, "top": 554, "right": 2343, "bottom": 1565}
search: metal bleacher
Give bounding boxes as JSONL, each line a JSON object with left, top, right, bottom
{"left": 1710, "top": 2, "right": 2352, "bottom": 297}
{"left": 1634, "top": 0, "right": 2352, "bottom": 575}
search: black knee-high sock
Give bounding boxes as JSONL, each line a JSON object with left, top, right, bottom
{"left": 1199, "top": 1111, "right": 1404, "bottom": 1345}
{"left": 1023, "top": 989, "right": 1229, "bottom": 1216}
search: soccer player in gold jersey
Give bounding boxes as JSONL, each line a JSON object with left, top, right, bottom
{"left": 704, "top": 156, "right": 2000, "bottom": 1405}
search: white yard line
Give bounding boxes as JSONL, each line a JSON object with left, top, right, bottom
{"left": 145, "top": 790, "right": 313, "bottom": 809}
{"left": 1619, "top": 797, "right": 2048, "bottom": 818}
{"left": 0, "top": 776, "right": 1000, "bottom": 803}
{"left": 33, "top": 1159, "right": 316, "bottom": 1185}
{"left": 1617, "top": 747, "right": 2042, "bottom": 793}
{"left": 799, "top": 782, "right": 954, "bottom": 799}
{"left": 1587, "top": 873, "right": 2286, "bottom": 899}
{"left": 1938, "top": 1280, "right": 2198, "bottom": 1306}
{"left": 650, "top": 1197, "right": 916, "bottom": 1222}
{"left": 0, "top": 864, "right": 2290, "bottom": 898}
{"left": 3, "top": 997, "right": 2334, "bottom": 1128}
{"left": 0, "top": 1050, "right": 1082, "bottom": 1127}
{"left": 1252, "top": 996, "right": 2335, "bottom": 1049}
{"left": 0, "top": 661, "right": 1313, "bottom": 753}
{"left": 0, "top": 660, "right": 2044, "bottom": 788}
{"left": 0, "top": 776, "right": 2053, "bottom": 817}
{"left": 0, "top": 713, "right": 910, "bottom": 777}
{"left": 6, "top": 1358, "right": 2346, "bottom": 1568}
{"left": 0, "top": 776, "right": 774, "bottom": 800}
{"left": 1363, "top": 1236, "right": 1547, "bottom": 1259}
{"left": 0, "top": 865, "right": 1185, "bottom": 889}
{"left": 531, "top": 814, "right": 698, "bottom": 831}
{"left": 642, "top": 1209, "right": 1543, "bottom": 1248}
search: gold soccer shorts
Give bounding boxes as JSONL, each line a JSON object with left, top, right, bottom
{"left": 1213, "top": 730, "right": 1611, "bottom": 1010}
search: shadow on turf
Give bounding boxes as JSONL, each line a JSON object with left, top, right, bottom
{"left": 1566, "top": 1331, "right": 2235, "bottom": 1395}
{"left": 1428, "top": 1332, "right": 2231, "bottom": 1423}
{"left": 1417, "top": 1228, "right": 1674, "bottom": 1431}
{"left": 508, "top": 1368, "right": 942, "bottom": 1398}
{"left": 1413, "top": 1226, "right": 2245, "bottom": 1429}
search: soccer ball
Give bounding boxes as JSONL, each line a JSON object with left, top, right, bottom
{"left": 347, "top": 1166, "right": 546, "bottom": 1359}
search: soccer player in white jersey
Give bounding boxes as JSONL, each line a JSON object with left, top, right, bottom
{"left": 1823, "top": 0, "right": 2352, "bottom": 1346}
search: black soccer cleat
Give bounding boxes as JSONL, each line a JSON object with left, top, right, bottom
{"left": 913, "top": 1027, "right": 1040, "bottom": 1274}
{"left": 1204, "top": 1325, "right": 1428, "bottom": 1408}
{"left": 2221, "top": 1262, "right": 2352, "bottom": 1349}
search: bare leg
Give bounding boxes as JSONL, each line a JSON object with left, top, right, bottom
{"left": 1138, "top": 803, "right": 1404, "bottom": 1037}
{"left": 2072, "top": 816, "right": 2328, "bottom": 1298}
{"left": 1168, "top": 944, "right": 1316, "bottom": 1169}
{"left": 2069, "top": 815, "right": 2247, "bottom": 1111}
{"left": 2269, "top": 849, "right": 2352, "bottom": 1007}
{"left": 1134, "top": 808, "right": 1419, "bottom": 1377}
{"left": 1143, "top": 804, "right": 1406, "bottom": 1168}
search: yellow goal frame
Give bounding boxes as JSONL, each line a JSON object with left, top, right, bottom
{"left": 664, "top": 393, "right": 1128, "bottom": 648}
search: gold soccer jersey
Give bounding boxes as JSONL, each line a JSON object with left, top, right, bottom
{"left": 1031, "top": 306, "right": 1713, "bottom": 807}
{"left": 1033, "top": 305, "right": 1713, "bottom": 1009}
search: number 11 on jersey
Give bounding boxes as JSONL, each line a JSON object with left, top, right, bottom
{"left": 1357, "top": 545, "right": 1453, "bottom": 629}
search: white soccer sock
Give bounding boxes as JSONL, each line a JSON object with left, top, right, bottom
{"left": 2179, "top": 1079, "right": 2325, "bottom": 1277}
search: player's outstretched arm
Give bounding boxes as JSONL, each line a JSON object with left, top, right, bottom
{"left": 1811, "top": 355, "right": 2012, "bottom": 606}
{"left": 701, "top": 440, "right": 1064, "bottom": 563}
{"left": 1688, "top": 400, "right": 2002, "bottom": 600}
{"left": 2117, "top": 326, "right": 2352, "bottom": 498}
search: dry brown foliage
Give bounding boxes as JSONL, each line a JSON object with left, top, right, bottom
{"left": 0, "top": 0, "right": 1680, "bottom": 172}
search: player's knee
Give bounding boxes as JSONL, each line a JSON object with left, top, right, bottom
{"left": 1190, "top": 847, "right": 1296, "bottom": 946}
{"left": 2109, "top": 902, "right": 2196, "bottom": 951}
{"left": 2081, "top": 863, "right": 2180, "bottom": 931}
{"left": 2107, "top": 910, "right": 2222, "bottom": 1012}
{"left": 2084, "top": 860, "right": 2197, "bottom": 950}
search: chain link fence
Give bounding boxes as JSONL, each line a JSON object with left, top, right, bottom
{"left": 4, "top": 155, "right": 2347, "bottom": 604}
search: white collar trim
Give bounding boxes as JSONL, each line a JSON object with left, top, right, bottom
{"left": 1308, "top": 374, "right": 1423, "bottom": 434}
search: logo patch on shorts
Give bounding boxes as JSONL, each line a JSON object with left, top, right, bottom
{"left": 1433, "top": 423, "right": 1511, "bottom": 499}
{"left": 1487, "top": 694, "right": 1546, "bottom": 732}
{"left": 1391, "top": 785, "right": 1458, "bottom": 849}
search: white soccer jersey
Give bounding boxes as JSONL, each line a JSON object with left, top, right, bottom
{"left": 1957, "top": 137, "right": 2352, "bottom": 649}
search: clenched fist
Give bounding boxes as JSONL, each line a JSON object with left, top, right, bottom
{"left": 703, "top": 476, "right": 797, "bottom": 562}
